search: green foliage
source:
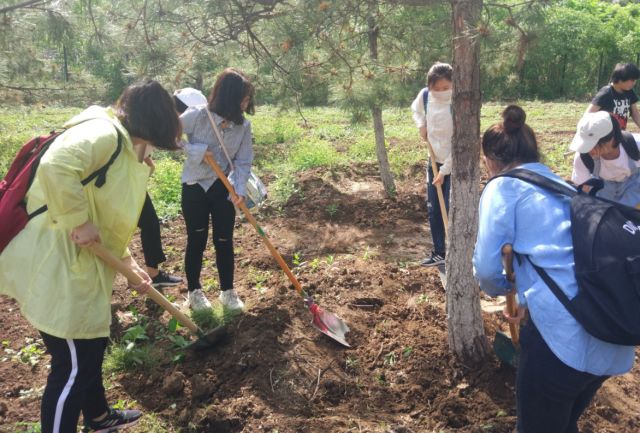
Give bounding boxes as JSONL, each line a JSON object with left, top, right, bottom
{"left": 147, "top": 157, "right": 183, "bottom": 219}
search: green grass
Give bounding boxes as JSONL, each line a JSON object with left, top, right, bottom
{"left": 1, "top": 102, "right": 589, "bottom": 216}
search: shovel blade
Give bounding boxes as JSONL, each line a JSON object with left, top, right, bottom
{"left": 186, "top": 325, "right": 228, "bottom": 351}
{"left": 493, "top": 330, "right": 519, "bottom": 368}
{"left": 309, "top": 303, "right": 351, "bottom": 347}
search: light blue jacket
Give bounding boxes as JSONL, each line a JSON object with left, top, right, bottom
{"left": 180, "top": 107, "right": 253, "bottom": 197}
{"left": 473, "top": 162, "right": 635, "bottom": 376}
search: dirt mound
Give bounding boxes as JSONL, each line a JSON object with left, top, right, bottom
{"left": 1, "top": 163, "right": 639, "bottom": 432}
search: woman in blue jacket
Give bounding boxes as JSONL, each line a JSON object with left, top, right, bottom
{"left": 473, "top": 105, "right": 635, "bottom": 433}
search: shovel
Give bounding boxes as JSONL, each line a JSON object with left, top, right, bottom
{"left": 493, "top": 243, "right": 520, "bottom": 367}
{"left": 90, "top": 243, "right": 226, "bottom": 351}
{"left": 203, "top": 153, "right": 351, "bottom": 347}
{"left": 425, "top": 138, "right": 448, "bottom": 286}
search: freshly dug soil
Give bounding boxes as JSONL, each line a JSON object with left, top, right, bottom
{"left": 1, "top": 163, "right": 639, "bottom": 433}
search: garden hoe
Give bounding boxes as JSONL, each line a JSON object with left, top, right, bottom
{"left": 204, "top": 153, "right": 351, "bottom": 347}
{"left": 493, "top": 244, "right": 520, "bottom": 368}
{"left": 90, "top": 243, "right": 226, "bottom": 351}
{"left": 425, "top": 138, "right": 447, "bottom": 286}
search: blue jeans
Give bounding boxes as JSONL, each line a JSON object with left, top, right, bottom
{"left": 516, "top": 320, "right": 608, "bottom": 433}
{"left": 426, "top": 161, "right": 450, "bottom": 256}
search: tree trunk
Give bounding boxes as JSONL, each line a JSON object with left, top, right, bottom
{"left": 368, "top": 1, "right": 396, "bottom": 197}
{"left": 371, "top": 106, "right": 396, "bottom": 196}
{"left": 446, "top": 0, "right": 489, "bottom": 364}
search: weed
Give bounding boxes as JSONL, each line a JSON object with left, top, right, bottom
{"left": 362, "top": 246, "right": 377, "bottom": 261}
{"left": 345, "top": 356, "right": 360, "bottom": 371}
{"left": 402, "top": 346, "right": 413, "bottom": 358}
{"left": 416, "top": 293, "right": 430, "bottom": 305}
{"left": 309, "top": 257, "right": 321, "bottom": 271}
{"left": 9, "top": 422, "right": 41, "bottom": 433}
{"left": 103, "top": 344, "right": 159, "bottom": 373}
{"left": 10, "top": 338, "right": 46, "bottom": 367}
{"left": 292, "top": 251, "right": 303, "bottom": 267}
{"left": 325, "top": 254, "right": 335, "bottom": 265}
{"left": 383, "top": 352, "right": 397, "bottom": 366}
{"left": 326, "top": 202, "right": 339, "bottom": 218}
{"left": 191, "top": 308, "right": 223, "bottom": 331}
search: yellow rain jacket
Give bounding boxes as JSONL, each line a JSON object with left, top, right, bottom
{"left": 0, "top": 106, "right": 150, "bottom": 339}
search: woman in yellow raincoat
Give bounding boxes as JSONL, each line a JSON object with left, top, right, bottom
{"left": 0, "top": 80, "right": 181, "bottom": 433}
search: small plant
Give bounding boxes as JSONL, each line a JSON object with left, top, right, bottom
{"left": 362, "top": 246, "right": 375, "bottom": 261}
{"left": 345, "top": 355, "right": 360, "bottom": 371}
{"left": 309, "top": 257, "right": 321, "bottom": 271}
{"left": 16, "top": 338, "right": 45, "bottom": 367}
{"left": 326, "top": 202, "right": 339, "bottom": 218}
{"left": 383, "top": 352, "right": 397, "bottom": 366}
{"left": 402, "top": 346, "right": 413, "bottom": 358}
{"left": 191, "top": 307, "right": 222, "bottom": 331}
{"left": 325, "top": 254, "right": 335, "bottom": 265}
{"left": 416, "top": 293, "right": 430, "bottom": 305}
{"left": 292, "top": 251, "right": 303, "bottom": 267}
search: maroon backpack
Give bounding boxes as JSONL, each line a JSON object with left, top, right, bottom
{"left": 0, "top": 126, "right": 122, "bottom": 253}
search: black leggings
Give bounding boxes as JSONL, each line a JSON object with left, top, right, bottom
{"left": 40, "top": 332, "right": 109, "bottom": 433}
{"left": 182, "top": 181, "right": 236, "bottom": 291}
{"left": 137, "top": 193, "right": 166, "bottom": 269}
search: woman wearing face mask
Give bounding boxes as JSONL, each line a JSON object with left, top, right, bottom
{"left": 410, "top": 62, "right": 454, "bottom": 267}
{"left": 570, "top": 111, "right": 640, "bottom": 208}
{"left": 0, "top": 80, "right": 182, "bottom": 433}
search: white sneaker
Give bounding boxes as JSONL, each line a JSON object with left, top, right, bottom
{"left": 188, "top": 289, "right": 212, "bottom": 311}
{"left": 219, "top": 289, "right": 245, "bottom": 310}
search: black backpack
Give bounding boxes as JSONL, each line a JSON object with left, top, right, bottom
{"left": 497, "top": 168, "right": 640, "bottom": 345}
{"left": 579, "top": 130, "right": 639, "bottom": 173}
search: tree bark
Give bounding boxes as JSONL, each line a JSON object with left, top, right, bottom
{"left": 367, "top": 1, "right": 396, "bottom": 197}
{"left": 446, "top": 0, "right": 489, "bottom": 364}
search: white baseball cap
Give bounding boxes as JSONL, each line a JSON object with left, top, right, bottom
{"left": 570, "top": 111, "right": 613, "bottom": 153}
{"left": 174, "top": 87, "right": 207, "bottom": 108}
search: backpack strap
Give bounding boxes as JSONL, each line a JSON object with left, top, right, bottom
{"left": 579, "top": 153, "right": 595, "bottom": 174}
{"left": 494, "top": 168, "right": 581, "bottom": 320}
{"left": 621, "top": 131, "right": 640, "bottom": 161}
{"left": 422, "top": 88, "right": 429, "bottom": 114}
{"left": 28, "top": 127, "right": 123, "bottom": 220}
{"left": 495, "top": 168, "right": 576, "bottom": 198}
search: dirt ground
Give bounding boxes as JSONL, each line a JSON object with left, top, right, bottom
{"left": 1, "top": 163, "right": 639, "bottom": 433}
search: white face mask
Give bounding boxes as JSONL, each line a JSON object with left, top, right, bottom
{"left": 430, "top": 89, "right": 452, "bottom": 103}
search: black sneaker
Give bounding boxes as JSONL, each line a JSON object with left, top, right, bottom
{"left": 420, "top": 252, "right": 445, "bottom": 268}
{"left": 151, "top": 270, "right": 183, "bottom": 287}
{"left": 84, "top": 407, "right": 142, "bottom": 433}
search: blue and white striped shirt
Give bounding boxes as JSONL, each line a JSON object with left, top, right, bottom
{"left": 180, "top": 106, "right": 253, "bottom": 197}
{"left": 473, "top": 162, "right": 635, "bottom": 376}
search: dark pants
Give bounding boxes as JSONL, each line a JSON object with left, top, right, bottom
{"left": 516, "top": 321, "right": 609, "bottom": 433}
{"left": 137, "top": 193, "right": 166, "bottom": 269}
{"left": 426, "top": 161, "right": 450, "bottom": 256}
{"left": 40, "top": 332, "right": 109, "bottom": 433}
{"left": 182, "top": 181, "right": 236, "bottom": 291}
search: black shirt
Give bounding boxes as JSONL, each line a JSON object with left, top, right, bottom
{"left": 592, "top": 84, "right": 639, "bottom": 130}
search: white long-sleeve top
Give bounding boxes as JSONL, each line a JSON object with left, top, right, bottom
{"left": 410, "top": 88, "right": 453, "bottom": 175}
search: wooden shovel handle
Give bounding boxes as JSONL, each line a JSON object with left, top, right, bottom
{"left": 89, "top": 243, "right": 199, "bottom": 333}
{"left": 501, "top": 244, "right": 519, "bottom": 346}
{"left": 425, "top": 138, "right": 448, "bottom": 237}
{"left": 203, "top": 153, "right": 306, "bottom": 298}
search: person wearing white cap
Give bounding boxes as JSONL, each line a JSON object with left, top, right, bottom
{"left": 570, "top": 111, "right": 640, "bottom": 208}
{"left": 174, "top": 87, "right": 208, "bottom": 112}
{"left": 178, "top": 69, "right": 255, "bottom": 312}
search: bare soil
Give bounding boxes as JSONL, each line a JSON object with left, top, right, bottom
{"left": 1, "top": 163, "right": 639, "bottom": 433}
